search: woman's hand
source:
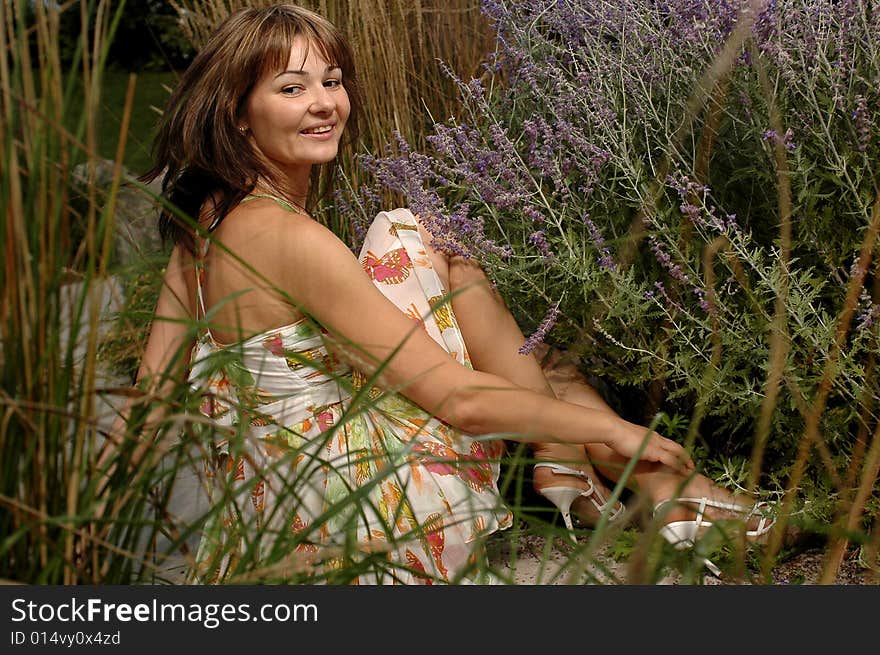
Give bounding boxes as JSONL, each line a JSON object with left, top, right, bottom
{"left": 607, "top": 419, "right": 695, "bottom": 475}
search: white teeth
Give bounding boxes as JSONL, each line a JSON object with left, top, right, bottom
{"left": 303, "top": 125, "right": 332, "bottom": 134}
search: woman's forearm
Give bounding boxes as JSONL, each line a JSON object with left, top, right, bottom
{"left": 434, "top": 367, "right": 693, "bottom": 474}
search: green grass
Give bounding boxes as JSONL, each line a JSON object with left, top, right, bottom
{"left": 69, "top": 69, "right": 179, "bottom": 175}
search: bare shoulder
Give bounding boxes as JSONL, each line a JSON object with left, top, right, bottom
{"left": 213, "top": 199, "right": 348, "bottom": 258}
{"left": 199, "top": 201, "right": 359, "bottom": 314}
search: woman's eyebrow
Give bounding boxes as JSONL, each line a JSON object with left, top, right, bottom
{"left": 274, "top": 65, "right": 341, "bottom": 79}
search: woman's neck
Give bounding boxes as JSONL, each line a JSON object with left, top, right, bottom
{"left": 283, "top": 166, "right": 311, "bottom": 210}
{"left": 252, "top": 178, "right": 309, "bottom": 215}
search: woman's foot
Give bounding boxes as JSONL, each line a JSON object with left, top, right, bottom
{"left": 532, "top": 460, "right": 625, "bottom": 529}
{"left": 649, "top": 472, "right": 775, "bottom": 543}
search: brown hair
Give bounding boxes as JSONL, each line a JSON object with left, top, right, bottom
{"left": 142, "top": 4, "right": 363, "bottom": 252}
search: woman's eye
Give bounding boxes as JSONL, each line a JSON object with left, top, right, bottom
{"left": 281, "top": 85, "right": 304, "bottom": 95}
{"left": 324, "top": 79, "right": 342, "bottom": 88}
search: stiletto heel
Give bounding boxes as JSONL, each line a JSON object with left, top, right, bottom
{"left": 657, "top": 520, "right": 722, "bottom": 577}
{"left": 654, "top": 496, "right": 778, "bottom": 577}
{"left": 535, "top": 486, "right": 583, "bottom": 532}
{"left": 533, "top": 462, "right": 626, "bottom": 535}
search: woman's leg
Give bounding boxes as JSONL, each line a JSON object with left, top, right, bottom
{"left": 444, "top": 253, "right": 766, "bottom": 531}
{"left": 536, "top": 344, "right": 761, "bottom": 525}
{"left": 443, "top": 254, "right": 621, "bottom": 526}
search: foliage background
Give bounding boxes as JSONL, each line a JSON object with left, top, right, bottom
{"left": 341, "top": 0, "right": 880, "bottom": 578}
{"left": 1, "top": 0, "right": 877, "bottom": 585}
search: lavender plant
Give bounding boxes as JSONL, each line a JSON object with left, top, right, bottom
{"left": 342, "top": 0, "right": 880, "bottom": 543}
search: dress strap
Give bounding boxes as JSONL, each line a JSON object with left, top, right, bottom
{"left": 242, "top": 193, "right": 303, "bottom": 214}
{"left": 194, "top": 235, "right": 211, "bottom": 330}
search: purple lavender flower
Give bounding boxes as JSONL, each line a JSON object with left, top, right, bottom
{"left": 852, "top": 95, "right": 871, "bottom": 153}
{"left": 528, "top": 229, "right": 554, "bottom": 260}
{"left": 519, "top": 303, "right": 560, "bottom": 354}
{"left": 583, "top": 213, "right": 615, "bottom": 271}
{"left": 651, "top": 281, "right": 684, "bottom": 314}
{"left": 693, "top": 287, "right": 711, "bottom": 314}
{"left": 856, "top": 285, "right": 879, "bottom": 330}
{"left": 762, "top": 128, "right": 796, "bottom": 152}
{"left": 679, "top": 202, "right": 704, "bottom": 226}
{"left": 649, "top": 236, "right": 689, "bottom": 284}
{"left": 857, "top": 303, "right": 879, "bottom": 331}
{"left": 524, "top": 206, "right": 545, "bottom": 224}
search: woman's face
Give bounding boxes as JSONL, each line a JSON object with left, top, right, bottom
{"left": 243, "top": 36, "right": 350, "bottom": 182}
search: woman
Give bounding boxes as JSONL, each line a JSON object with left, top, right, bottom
{"left": 121, "top": 4, "right": 768, "bottom": 584}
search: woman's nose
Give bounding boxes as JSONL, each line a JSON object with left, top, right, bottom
{"left": 309, "top": 87, "right": 335, "bottom": 113}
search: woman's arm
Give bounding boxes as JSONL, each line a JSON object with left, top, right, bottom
{"left": 445, "top": 255, "right": 555, "bottom": 395}
{"left": 100, "top": 245, "right": 197, "bottom": 472}
{"left": 136, "top": 245, "right": 198, "bottom": 392}
{"left": 416, "top": 221, "right": 609, "bottom": 410}
{"left": 444, "top": 254, "right": 633, "bottom": 474}
{"left": 255, "top": 210, "right": 694, "bottom": 474}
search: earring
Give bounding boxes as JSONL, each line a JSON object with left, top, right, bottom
{"left": 238, "top": 126, "right": 248, "bottom": 134}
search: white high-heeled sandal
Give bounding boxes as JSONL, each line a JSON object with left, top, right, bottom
{"left": 655, "top": 496, "right": 776, "bottom": 541}
{"left": 654, "top": 496, "right": 777, "bottom": 577}
{"left": 533, "top": 462, "right": 625, "bottom": 534}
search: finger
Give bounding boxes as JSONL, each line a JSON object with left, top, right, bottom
{"left": 672, "top": 454, "right": 690, "bottom": 474}
{"left": 661, "top": 440, "right": 694, "bottom": 470}
{"left": 644, "top": 446, "right": 677, "bottom": 471}
{"left": 658, "top": 448, "right": 691, "bottom": 474}
{"left": 678, "top": 447, "right": 695, "bottom": 470}
{"left": 672, "top": 450, "right": 694, "bottom": 472}
{"left": 655, "top": 451, "right": 682, "bottom": 473}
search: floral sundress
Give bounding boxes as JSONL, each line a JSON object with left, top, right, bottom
{"left": 189, "top": 204, "right": 512, "bottom": 584}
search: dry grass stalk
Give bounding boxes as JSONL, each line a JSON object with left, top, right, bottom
{"left": 1, "top": 0, "right": 152, "bottom": 583}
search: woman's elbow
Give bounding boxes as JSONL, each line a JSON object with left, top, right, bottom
{"left": 433, "top": 385, "right": 492, "bottom": 435}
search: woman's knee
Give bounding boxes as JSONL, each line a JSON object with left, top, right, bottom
{"left": 447, "top": 255, "right": 488, "bottom": 288}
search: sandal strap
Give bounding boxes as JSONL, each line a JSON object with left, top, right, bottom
{"left": 533, "top": 462, "right": 596, "bottom": 499}
{"left": 746, "top": 501, "right": 776, "bottom": 535}
{"left": 677, "top": 496, "right": 752, "bottom": 512}
{"left": 533, "top": 462, "right": 589, "bottom": 479}
{"left": 587, "top": 485, "right": 624, "bottom": 517}
{"left": 655, "top": 496, "right": 778, "bottom": 534}
{"left": 660, "top": 496, "right": 756, "bottom": 515}
{"left": 534, "top": 462, "right": 625, "bottom": 519}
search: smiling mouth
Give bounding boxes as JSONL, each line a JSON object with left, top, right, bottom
{"left": 302, "top": 125, "right": 333, "bottom": 135}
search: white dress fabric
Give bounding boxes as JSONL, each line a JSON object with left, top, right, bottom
{"left": 189, "top": 205, "right": 512, "bottom": 584}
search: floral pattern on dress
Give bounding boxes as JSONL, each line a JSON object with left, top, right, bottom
{"left": 189, "top": 206, "right": 511, "bottom": 584}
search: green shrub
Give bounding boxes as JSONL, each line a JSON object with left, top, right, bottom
{"left": 348, "top": 0, "right": 880, "bottom": 532}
